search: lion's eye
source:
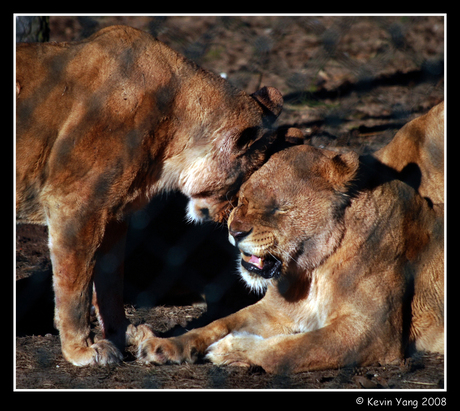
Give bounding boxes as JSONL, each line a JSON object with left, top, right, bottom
{"left": 266, "top": 199, "right": 287, "bottom": 216}
{"left": 272, "top": 206, "right": 289, "bottom": 215}
{"left": 236, "top": 127, "right": 259, "bottom": 150}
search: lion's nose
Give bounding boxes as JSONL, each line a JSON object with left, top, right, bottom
{"left": 228, "top": 227, "right": 252, "bottom": 245}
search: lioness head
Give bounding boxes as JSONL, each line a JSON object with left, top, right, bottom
{"left": 228, "top": 145, "right": 359, "bottom": 293}
{"left": 183, "top": 86, "right": 288, "bottom": 224}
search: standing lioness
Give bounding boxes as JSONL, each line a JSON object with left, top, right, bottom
{"left": 16, "top": 25, "right": 286, "bottom": 366}
{"left": 138, "top": 144, "right": 444, "bottom": 373}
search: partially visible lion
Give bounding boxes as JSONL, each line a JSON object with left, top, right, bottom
{"left": 137, "top": 143, "right": 444, "bottom": 373}
{"left": 374, "top": 101, "right": 444, "bottom": 206}
{"left": 16, "top": 25, "right": 290, "bottom": 366}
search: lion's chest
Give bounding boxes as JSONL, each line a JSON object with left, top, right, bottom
{"left": 283, "top": 273, "right": 333, "bottom": 334}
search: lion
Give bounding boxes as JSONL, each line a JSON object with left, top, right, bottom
{"left": 137, "top": 143, "right": 444, "bottom": 373}
{"left": 16, "top": 25, "right": 290, "bottom": 366}
{"left": 374, "top": 101, "right": 444, "bottom": 206}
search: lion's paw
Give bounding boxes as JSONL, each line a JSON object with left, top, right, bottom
{"left": 64, "top": 339, "right": 124, "bottom": 366}
{"left": 137, "top": 337, "right": 184, "bottom": 365}
{"left": 91, "top": 340, "right": 124, "bottom": 365}
{"left": 126, "top": 323, "right": 156, "bottom": 347}
{"left": 205, "top": 332, "right": 263, "bottom": 367}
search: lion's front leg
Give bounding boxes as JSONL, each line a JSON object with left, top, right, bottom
{"left": 137, "top": 297, "right": 291, "bottom": 364}
{"left": 49, "top": 213, "right": 124, "bottom": 366}
{"left": 93, "top": 218, "right": 131, "bottom": 351}
{"left": 137, "top": 324, "right": 228, "bottom": 365}
{"left": 206, "top": 321, "right": 389, "bottom": 373}
{"left": 206, "top": 332, "right": 326, "bottom": 373}
{"left": 205, "top": 332, "right": 265, "bottom": 368}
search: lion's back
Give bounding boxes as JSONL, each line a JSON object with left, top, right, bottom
{"left": 15, "top": 26, "right": 177, "bottom": 224}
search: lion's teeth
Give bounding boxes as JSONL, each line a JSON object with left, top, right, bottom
{"left": 242, "top": 253, "right": 252, "bottom": 263}
{"left": 249, "top": 255, "right": 264, "bottom": 269}
{"left": 241, "top": 252, "right": 265, "bottom": 269}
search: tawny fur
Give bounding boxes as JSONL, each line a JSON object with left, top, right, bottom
{"left": 16, "top": 25, "right": 290, "bottom": 366}
{"left": 137, "top": 104, "right": 444, "bottom": 373}
{"left": 374, "top": 102, "right": 444, "bottom": 205}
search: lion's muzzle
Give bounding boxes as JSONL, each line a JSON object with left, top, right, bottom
{"left": 229, "top": 227, "right": 281, "bottom": 280}
{"left": 240, "top": 251, "right": 282, "bottom": 279}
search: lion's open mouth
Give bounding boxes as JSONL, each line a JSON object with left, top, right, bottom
{"left": 240, "top": 251, "right": 282, "bottom": 279}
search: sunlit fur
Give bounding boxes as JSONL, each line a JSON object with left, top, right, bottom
{"left": 16, "top": 25, "right": 286, "bottom": 366}
{"left": 136, "top": 123, "right": 444, "bottom": 372}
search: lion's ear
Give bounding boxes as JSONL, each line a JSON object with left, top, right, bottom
{"left": 328, "top": 151, "right": 360, "bottom": 189}
{"left": 251, "top": 86, "right": 283, "bottom": 123}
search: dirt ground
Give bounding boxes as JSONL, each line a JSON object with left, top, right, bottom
{"left": 15, "top": 15, "right": 445, "bottom": 391}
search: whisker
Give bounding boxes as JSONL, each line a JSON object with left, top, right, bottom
{"left": 267, "top": 250, "right": 281, "bottom": 263}
{"left": 225, "top": 190, "right": 233, "bottom": 203}
{"left": 271, "top": 244, "right": 302, "bottom": 267}
{"left": 223, "top": 190, "right": 236, "bottom": 218}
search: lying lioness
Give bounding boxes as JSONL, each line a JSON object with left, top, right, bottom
{"left": 16, "top": 25, "right": 289, "bottom": 366}
{"left": 138, "top": 145, "right": 444, "bottom": 373}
